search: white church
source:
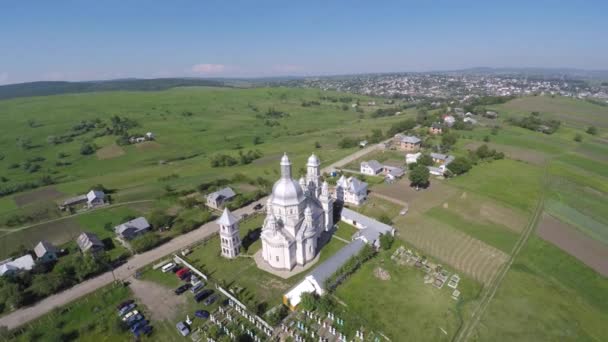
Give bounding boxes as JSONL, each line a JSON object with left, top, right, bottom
{"left": 260, "top": 153, "right": 334, "bottom": 270}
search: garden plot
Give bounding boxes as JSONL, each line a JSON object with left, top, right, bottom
{"left": 13, "top": 186, "right": 64, "bottom": 207}
{"left": 394, "top": 213, "right": 509, "bottom": 285}
{"left": 536, "top": 213, "right": 608, "bottom": 276}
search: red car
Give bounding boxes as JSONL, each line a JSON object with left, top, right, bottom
{"left": 175, "top": 268, "right": 190, "bottom": 280}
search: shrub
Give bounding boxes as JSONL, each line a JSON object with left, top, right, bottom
{"left": 131, "top": 234, "right": 162, "bottom": 253}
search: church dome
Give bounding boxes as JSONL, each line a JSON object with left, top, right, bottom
{"left": 307, "top": 153, "right": 320, "bottom": 166}
{"left": 271, "top": 178, "right": 305, "bottom": 206}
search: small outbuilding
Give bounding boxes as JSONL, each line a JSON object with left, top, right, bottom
{"left": 206, "top": 187, "right": 237, "bottom": 210}
{"left": 76, "top": 232, "right": 105, "bottom": 254}
{"left": 34, "top": 241, "right": 58, "bottom": 263}
{"left": 114, "top": 217, "right": 151, "bottom": 240}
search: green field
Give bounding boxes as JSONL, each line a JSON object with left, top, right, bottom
{"left": 335, "top": 245, "right": 481, "bottom": 341}
{"left": 0, "top": 86, "right": 406, "bottom": 256}
{"left": 2, "top": 92, "right": 608, "bottom": 341}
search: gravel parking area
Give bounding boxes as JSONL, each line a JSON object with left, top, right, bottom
{"left": 130, "top": 278, "right": 187, "bottom": 321}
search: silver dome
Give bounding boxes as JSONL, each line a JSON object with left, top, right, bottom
{"left": 271, "top": 177, "right": 305, "bottom": 207}
{"left": 307, "top": 153, "right": 320, "bottom": 166}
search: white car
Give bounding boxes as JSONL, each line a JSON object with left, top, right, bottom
{"left": 176, "top": 321, "right": 190, "bottom": 336}
{"left": 122, "top": 310, "right": 139, "bottom": 322}
{"left": 161, "top": 262, "right": 175, "bottom": 273}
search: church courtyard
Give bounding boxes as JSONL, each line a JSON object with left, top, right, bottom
{"left": 184, "top": 213, "right": 349, "bottom": 309}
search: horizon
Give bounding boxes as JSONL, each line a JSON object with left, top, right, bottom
{"left": 1, "top": 0, "right": 607, "bottom": 85}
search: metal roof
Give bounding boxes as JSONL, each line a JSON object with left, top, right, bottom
{"left": 308, "top": 239, "right": 366, "bottom": 288}
{"left": 34, "top": 240, "right": 57, "bottom": 258}
{"left": 216, "top": 208, "right": 239, "bottom": 226}
{"left": 400, "top": 135, "right": 421, "bottom": 144}
{"left": 114, "top": 217, "right": 151, "bottom": 235}
{"left": 207, "top": 187, "right": 236, "bottom": 201}
{"left": 362, "top": 160, "right": 383, "bottom": 172}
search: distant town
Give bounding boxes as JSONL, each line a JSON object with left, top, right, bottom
{"left": 276, "top": 71, "right": 608, "bottom": 103}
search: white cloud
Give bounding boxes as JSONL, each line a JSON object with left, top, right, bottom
{"left": 191, "top": 64, "right": 226, "bottom": 74}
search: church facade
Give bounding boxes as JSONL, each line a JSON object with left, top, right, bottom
{"left": 261, "top": 153, "right": 333, "bottom": 270}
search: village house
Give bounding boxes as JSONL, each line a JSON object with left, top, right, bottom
{"left": 429, "top": 123, "right": 443, "bottom": 135}
{"left": 335, "top": 175, "right": 368, "bottom": 206}
{"left": 114, "top": 217, "right": 151, "bottom": 240}
{"left": 206, "top": 187, "right": 236, "bottom": 210}
{"left": 76, "top": 232, "right": 105, "bottom": 254}
{"left": 484, "top": 111, "right": 498, "bottom": 119}
{"left": 394, "top": 134, "right": 421, "bottom": 151}
{"left": 60, "top": 189, "right": 106, "bottom": 211}
{"left": 430, "top": 152, "right": 455, "bottom": 165}
{"left": 383, "top": 166, "right": 405, "bottom": 182}
{"left": 0, "top": 254, "right": 35, "bottom": 277}
{"left": 443, "top": 115, "right": 456, "bottom": 127}
{"left": 464, "top": 117, "right": 478, "bottom": 125}
{"left": 34, "top": 241, "right": 58, "bottom": 263}
{"left": 360, "top": 160, "right": 383, "bottom": 176}
{"left": 405, "top": 152, "right": 422, "bottom": 165}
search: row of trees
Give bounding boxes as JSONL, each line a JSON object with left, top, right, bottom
{"left": 210, "top": 150, "right": 263, "bottom": 167}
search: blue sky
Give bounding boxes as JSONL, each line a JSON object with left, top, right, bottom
{"left": 0, "top": 0, "right": 606, "bottom": 84}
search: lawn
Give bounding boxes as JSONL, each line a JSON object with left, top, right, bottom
{"left": 335, "top": 246, "right": 481, "bottom": 341}
{"left": 447, "top": 159, "right": 544, "bottom": 213}
{"left": 473, "top": 236, "right": 608, "bottom": 341}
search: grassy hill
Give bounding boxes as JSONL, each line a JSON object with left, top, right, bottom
{"left": 0, "top": 78, "right": 233, "bottom": 100}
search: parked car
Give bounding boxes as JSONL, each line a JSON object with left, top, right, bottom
{"left": 122, "top": 310, "right": 139, "bottom": 321}
{"left": 118, "top": 304, "right": 136, "bottom": 317}
{"left": 204, "top": 294, "right": 219, "bottom": 306}
{"left": 194, "top": 310, "right": 210, "bottom": 319}
{"left": 126, "top": 313, "right": 143, "bottom": 325}
{"left": 134, "top": 325, "right": 153, "bottom": 337}
{"left": 253, "top": 203, "right": 263, "bottom": 210}
{"left": 194, "top": 289, "right": 213, "bottom": 303}
{"left": 190, "top": 282, "right": 204, "bottom": 294}
{"left": 161, "top": 262, "right": 176, "bottom": 273}
{"left": 190, "top": 275, "right": 202, "bottom": 287}
{"left": 176, "top": 321, "right": 190, "bottom": 336}
{"left": 116, "top": 299, "right": 134, "bottom": 310}
{"left": 176, "top": 268, "right": 190, "bottom": 280}
{"left": 130, "top": 320, "right": 148, "bottom": 333}
{"left": 174, "top": 284, "right": 191, "bottom": 295}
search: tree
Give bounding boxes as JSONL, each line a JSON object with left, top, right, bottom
{"left": 252, "top": 136, "right": 263, "bottom": 145}
{"left": 447, "top": 157, "right": 472, "bottom": 175}
{"left": 298, "top": 292, "right": 318, "bottom": 311}
{"left": 441, "top": 132, "right": 458, "bottom": 150}
{"left": 314, "top": 141, "right": 322, "bottom": 149}
{"left": 131, "top": 234, "right": 162, "bottom": 253}
{"left": 149, "top": 209, "right": 173, "bottom": 230}
{"left": 483, "top": 135, "right": 490, "bottom": 142}
{"left": 574, "top": 134, "right": 583, "bottom": 142}
{"left": 409, "top": 165, "right": 430, "bottom": 188}
{"left": 379, "top": 233, "right": 395, "bottom": 250}
{"left": 586, "top": 126, "right": 597, "bottom": 135}
{"left": 418, "top": 154, "right": 434, "bottom": 166}
{"left": 30, "top": 273, "right": 68, "bottom": 297}
{"left": 80, "top": 143, "right": 96, "bottom": 155}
